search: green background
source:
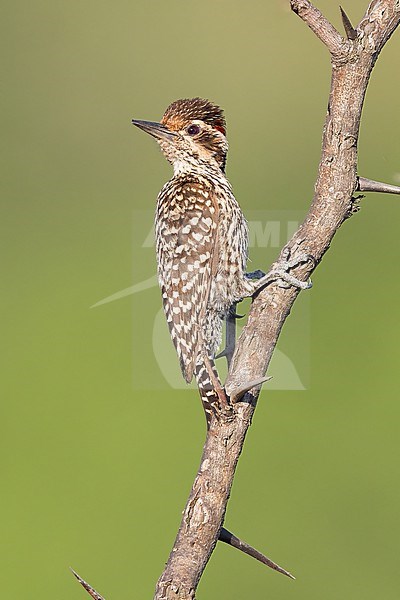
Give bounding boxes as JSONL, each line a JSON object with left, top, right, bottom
{"left": 2, "top": 1, "right": 400, "bottom": 598}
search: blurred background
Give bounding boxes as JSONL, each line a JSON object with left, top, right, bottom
{"left": 2, "top": 1, "right": 400, "bottom": 598}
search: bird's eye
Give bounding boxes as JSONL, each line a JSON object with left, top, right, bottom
{"left": 187, "top": 124, "right": 200, "bottom": 136}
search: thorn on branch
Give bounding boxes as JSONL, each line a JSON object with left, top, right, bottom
{"left": 339, "top": 6, "right": 357, "bottom": 40}
{"left": 219, "top": 527, "right": 295, "bottom": 580}
{"left": 357, "top": 176, "right": 400, "bottom": 195}
{"left": 70, "top": 568, "right": 106, "bottom": 600}
{"left": 229, "top": 376, "right": 272, "bottom": 404}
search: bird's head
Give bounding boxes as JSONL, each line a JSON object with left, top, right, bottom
{"left": 132, "top": 98, "right": 228, "bottom": 175}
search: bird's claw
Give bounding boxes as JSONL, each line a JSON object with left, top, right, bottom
{"left": 249, "top": 250, "right": 315, "bottom": 293}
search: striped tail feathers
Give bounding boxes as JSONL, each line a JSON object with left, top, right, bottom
{"left": 194, "top": 354, "right": 229, "bottom": 428}
{"left": 194, "top": 360, "right": 219, "bottom": 428}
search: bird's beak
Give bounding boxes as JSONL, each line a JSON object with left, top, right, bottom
{"left": 132, "top": 119, "right": 177, "bottom": 141}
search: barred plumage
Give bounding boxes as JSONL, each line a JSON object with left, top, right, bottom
{"left": 132, "top": 98, "right": 299, "bottom": 425}
{"left": 133, "top": 98, "right": 255, "bottom": 424}
{"left": 156, "top": 174, "right": 249, "bottom": 376}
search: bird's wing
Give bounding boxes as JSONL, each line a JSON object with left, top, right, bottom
{"left": 156, "top": 180, "right": 219, "bottom": 383}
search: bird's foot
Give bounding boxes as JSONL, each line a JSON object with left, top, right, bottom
{"left": 215, "top": 304, "right": 244, "bottom": 365}
{"left": 246, "top": 248, "right": 315, "bottom": 293}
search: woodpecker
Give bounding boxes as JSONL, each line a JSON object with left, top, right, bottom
{"left": 133, "top": 98, "right": 311, "bottom": 426}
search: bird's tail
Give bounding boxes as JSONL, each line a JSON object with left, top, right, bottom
{"left": 194, "top": 355, "right": 226, "bottom": 429}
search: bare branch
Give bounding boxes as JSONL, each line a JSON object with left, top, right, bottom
{"left": 150, "top": 4, "right": 400, "bottom": 599}
{"left": 226, "top": 0, "right": 400, "bottom": 398}
{"left": 358, "top": 0, "right": 400, "bottom": 55}
{"left": 290, "top": 0, "right": 346, "bottom": 55}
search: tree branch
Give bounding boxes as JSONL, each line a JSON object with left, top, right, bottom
{"left": 290, "top": 0, "right": 346, "bottom": 55}
{"left": 152, "top": 3, "right": 400, "bottom": 599}
{"left": 73, "top": 2, "right": 400, "bottom": 599}
{"left": 227, "top": 0, "right": 400, "bottom": 401}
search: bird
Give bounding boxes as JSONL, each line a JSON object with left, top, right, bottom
{"left": 132, "top": 98, "right": 311, "bottom": 426}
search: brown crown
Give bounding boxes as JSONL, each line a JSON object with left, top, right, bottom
{"left": 161, "top": 98, "right": 226, "bottom": 135}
